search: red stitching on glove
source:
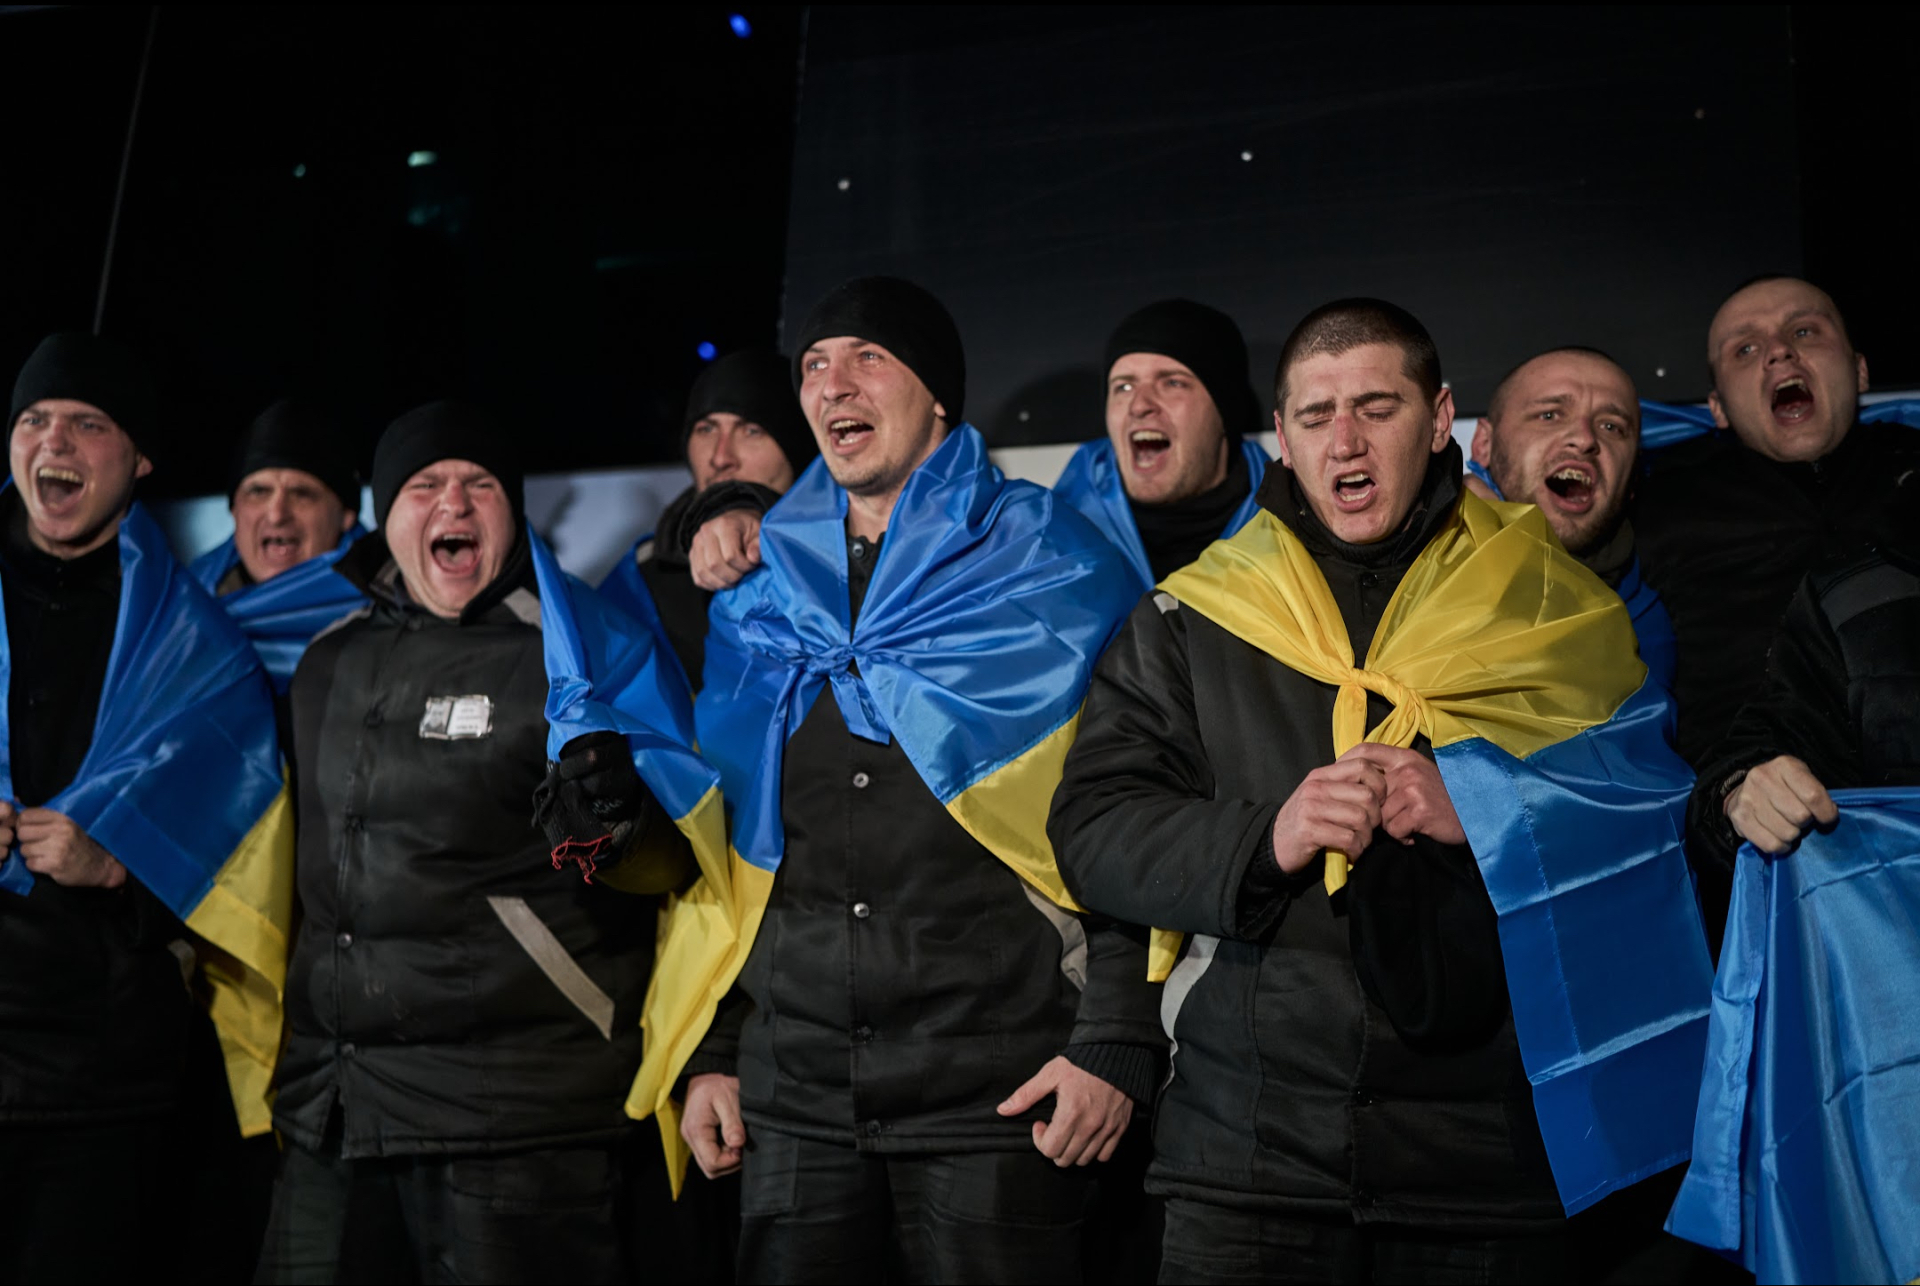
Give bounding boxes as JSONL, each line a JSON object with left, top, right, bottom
{"left": 551, "top": 834, "right": 615, "bottom": 884}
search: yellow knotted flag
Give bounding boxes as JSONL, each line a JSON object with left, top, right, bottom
{"left": 1148, "top": 491, "right": 1645, "bottom": 981}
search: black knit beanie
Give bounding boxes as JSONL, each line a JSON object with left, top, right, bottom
{"left": 371, "top": 400, "right": 523, "bottom": 528}
{"left": 791, "top": 277, "right": 965, "bottom": 426}
{"left": 9, "top": 332, "right": 159, "bottom": 460}
{"left": 1104, "top": 300, "right": 1260, "bottom": 438}
{"left": 230, "top": 397, "right": 361, "bottom": 512}
{"left": 685, "top": 349, "right": 818, "bottom": 472}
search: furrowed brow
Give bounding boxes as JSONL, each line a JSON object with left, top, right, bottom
{"left": 1350, "top": 390, "right": 1405, "bottom": 409}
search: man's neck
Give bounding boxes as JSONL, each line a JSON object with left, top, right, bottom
{"left": 27, "top": 512, "right": 126, "bottom": 561}
{"left": 845, "top": 490, "right": 898, "bottom": 543}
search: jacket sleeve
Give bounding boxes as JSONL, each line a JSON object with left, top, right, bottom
{"left": 1686, "top": 576, "right": 1858, "bottom": 873}
{"left": 1063, "top": 917, "right": 1165, "bottom": 1103}
{"left": 1049, "top": 594, "right": 1285, "bottom": 940}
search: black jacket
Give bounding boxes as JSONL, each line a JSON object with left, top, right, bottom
{"left": 0, "top": 497, "right": 195, "bottom": 1123}
{"left": 1688, "top": 514, "right": 1920, "bottom": 869}
{"left": 691, "top": 529, "right": 1165, "bottom": 1152}
{"left": 1635, "top": 421, "right": 1920, "bottom": 768}
{"left": 1050, "top": 449, "right": 1562, "bottom": 1231}
{"left": 274, "top": 532, "right": 688, "bottom": 1157}
{"left": 634, "top": 481, "right": 785, "bottom": 690}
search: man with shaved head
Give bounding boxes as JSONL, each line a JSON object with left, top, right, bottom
{"left": 1470, "top": 347, "right": 1674, "bottom": 689}
{"left": 1636, "top": 276, "right": 1920, "bottom": 773}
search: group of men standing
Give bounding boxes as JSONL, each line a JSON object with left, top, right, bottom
{"left": 0, "top": 269, "right": 1911, "bottom": 1286}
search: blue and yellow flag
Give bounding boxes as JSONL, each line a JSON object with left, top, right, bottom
{"left": 0, "top": 497, "right": 293, "bottom": 1135}
{"left": 596, "top": 534, "right": 689, "bottom": 690}
{"left": 1161, "top": 493, "right": 1713, "bottom": 1214}
{"left": 634, "top": 425, "right": 1136, "bottom": 1190}
{"left": 1053, "top": 435, "right": 1269, "bottom": 590}
{"left": 187, "top": 526, "right": 370, "bottom": 693}
{"left": 1667, "top": 789, "right": 1920, "bottom": 1286}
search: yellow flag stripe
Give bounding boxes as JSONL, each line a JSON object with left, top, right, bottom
{"left": 946, "top": 712, "right": 1087, "bottom": 913}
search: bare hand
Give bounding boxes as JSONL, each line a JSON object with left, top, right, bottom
{"left": 1348, "top": 743, "right": 1468, "bottom": 846}
{"left": 998, "top": 1055, "right": 1133, "bottom": 1167}
{"left": 1271, "top": 747, "right": 1388, "bottom": 873}
{"left": 0, "top": 800, "right": 16, "bottom": 851}
{"left": 1725, "top": 755, "right": 1837, "bottom": 855}
{"left": 690, "top": 511, "right": 764, "bottom": 592}
{"left": 681, "top": 1073, "right": 746, "bottom": 1178}
{"left": 17, "top": 808, "right": 126, "bottom": 888}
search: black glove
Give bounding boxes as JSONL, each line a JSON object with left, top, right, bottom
{"left": 532, "top": 731, "right": 648, "bottom": 882}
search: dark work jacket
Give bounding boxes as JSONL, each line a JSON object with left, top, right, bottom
{"left": 691, "top": 530, "right": 1165, "bottom": 1152}
{"left": 274, "top": 533, "right": 679, "bottom": 1157}
{"left": 1050, "top": 450, "right": 1562, "bottom": 1231}
{"left": 0, "top": 496, "right": 194, "bottom": 1122}
{"left": 1635, "top": 421, "right": 1920, "bottom": 768}
{"left": 1688, "top": 525, "right": 1920, "bottom": 869}
{"left": 634, "top": 486, "right": 710, "bottom": 688}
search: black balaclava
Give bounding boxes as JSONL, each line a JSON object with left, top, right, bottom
{"left": 9, "top": 332, "right": 159, "bottom": 461}
{"left": 791, "top": 277, "right": 966, "bottom": 426}
{"left": 371, "top": 400, "right": 524, "bottom": 529}
{"left": 230, "top": 398, "right": 361, "bottom": 513}
{"left": 1103, "top": 299, "right": 1261, "bottom": 438}
{"left": 684, "top": 349, "right": 818, "bottom": 474}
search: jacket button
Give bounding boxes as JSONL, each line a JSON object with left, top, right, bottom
{"left": 364, "top": 707, "right": 383, "bottom": 727}
{"left": 340, "top": 1042, "right": 357, "bottom": 1059}
{"left": 344, "top": 813, "right": 363, "bottom": 834}
{"left": 851, "top": 772, "right": 870, "bottom": 789}
{"left": 864, "top": 1119, "right": 883, "bottom": 1137}
{"left": 853, "top": 1024, "right": 874, "bottom": 1042}
{"left": 852, "top": 902, "right": 871, "bottom": 920}
{"left": 336, "top": 932, "right": 353, "bottom": 949}
{"left": 1354, "top": 1188, "right": 1377, "bottom": 1207}
{"left": 1352, "top": 1088, "right": 1375, "bottom": 1107}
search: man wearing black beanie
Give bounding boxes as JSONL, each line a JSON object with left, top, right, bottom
{"left": 658, "top": 277, "right": 1163, "bottom": 1285}
{"left": 1, "top": 333, "right": 291, "bottom": 1283}
{"left": 191, "top": 398, "right": 362, "bottom": 593}
{"left": 259, "top": 400, "right": 693, "bottom": 1283}
{"left": 1055, "top": 299, "right": 1272, "bottom": 590}
{"left": 601, "top": 349, "right": 816, "bottom": 689}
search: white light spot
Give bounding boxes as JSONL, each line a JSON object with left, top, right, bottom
{"left": 1240, "top": 150, "right": 1253, "bottom": 162}
{"left": 1018, "top": 409, "right": 1031, "bottom": 422}
{"left": 1655, "top": 367, "right": 1668, "bottom": 378}
{"left": 836, "top": 177, "right": 851, "bottom": 192}
{"left": 292, "top": 163, "right": 307, "bottom": 178}
{"left": 407, "top": 150, "right": 439, "bottom": 168}
{"left": 1694, "top": 108, "right": 1706, "bottom": 120}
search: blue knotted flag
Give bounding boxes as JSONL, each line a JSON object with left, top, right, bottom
{"left": 1052, "top": 435, "right": 1269, "bottom": 590}
{"left": 186, "top": 526, "right": 370, "bottom": 693}
{"left": 1666, "top": 788, "right": 1920, "bottom": 1286}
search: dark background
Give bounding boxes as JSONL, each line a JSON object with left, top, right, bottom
{"left": 4, "top": 5, "right": 1915, "bottom": 499}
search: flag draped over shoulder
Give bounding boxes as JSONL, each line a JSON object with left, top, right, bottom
{"left": 0, "top": 499, "right": 293, "bottom": 1135}
{"left": 594, "top": 536, "right": 687, "bottom": 688}
{"left": 634, "top": 426, "right": 1136, "bottom": 1191}
{"left": 186, "top": 526, "right": 370, "bottom": 693}
{"left": 1161, "top": 493, "right": 1713, "bottom": 1215}
{"left": 1053, "top": 436, "right": 1269, "bottom": 590}
{"left": 1667, "top": 789, "right": 1920, "bottom": 1286}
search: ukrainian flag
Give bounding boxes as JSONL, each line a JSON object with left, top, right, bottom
{"left": 0, "top": 497, "right": 293, "bottom": 1136}
{"left": 633, "top": 426, "right": 1137, "bottom": 1191}
{"left": 1162, "top": 492, "right": 1714, "bottom": 1214}
{"left": 187, "top": 524, "right": 370, "bottom": 693}
{"left": 1053, "top": 435, "right": 1269, "bottom": 591}
{"left": 1667, "top": 788, "right": 1920, "bottom": 1286}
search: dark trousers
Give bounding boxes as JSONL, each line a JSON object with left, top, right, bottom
{"left": 255, "top": 1138, "right": 627, "bottom": 1285}
{"left": 737, "top": 1127, "right": 1091, "bottom": 1285}
{"left": 1158, "top": 1198, "right": 1570, "bottom": 1285}
{"left": 0, "top": 1118, "right": 174, "bottom": 1284}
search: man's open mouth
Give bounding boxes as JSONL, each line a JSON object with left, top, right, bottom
{"left": 1771, "top": 376, "right": 1815, "bottom": 425}
{"left": 1542, "top": 464, "right": 1596, "bottom": 513}
{"left": 1129, "top": 429, "right": 1171, "bottom": 472}
{"left": 33, "top": 465, "right": 84, "bottom": 509}
{"left": 827, "top": 418, "right": 874, "bottom": 451}
{"left": 259, "top": 534, "right": 303, "bottom": 563}
{"left": 430, "top": 532, "right": 480, "bottom": 574}
{"left": 1332, "top": 471, "right": 1375, "bottom": 509}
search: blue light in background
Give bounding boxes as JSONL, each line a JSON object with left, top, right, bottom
{"left": 697, "top": 341, "right": 718, "bottom": 361}
{"left": 407, "top": 150, "right": 439, "bottom": 168}
{"left": 729, "top": 13, "right": 751, "bottom": 38}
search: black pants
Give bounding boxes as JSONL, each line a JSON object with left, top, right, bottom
{"left": 736, "top": 1128, "right": 1091, "bottom": 1285}
{"left": 0, "top": 1118, "right": 175, "bottom": 1284}
{"left": 255, "top": 1138, "right": 627, "bottom": 1285}
{"left": 1158, "top": 1198, "right": 1570, "bottom": 1285}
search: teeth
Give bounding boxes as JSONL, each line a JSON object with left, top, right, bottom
{"left": 1777, "top": 377, "right": 1806, "bottom": 392}
{"left": 829, "top": 419, "right": 865, "bottom": 432}
{"left": 37, "top": 466, "right": 82, "bottom": 484}
{"left": 1551, "top": 468, "right": 1589, "bottom": 482}
{"left": 1337, "top": 473, "right": 1368, "bottom": 485}
{"left": 1131, "top": 430, "right": 1169, "bottom": 444}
